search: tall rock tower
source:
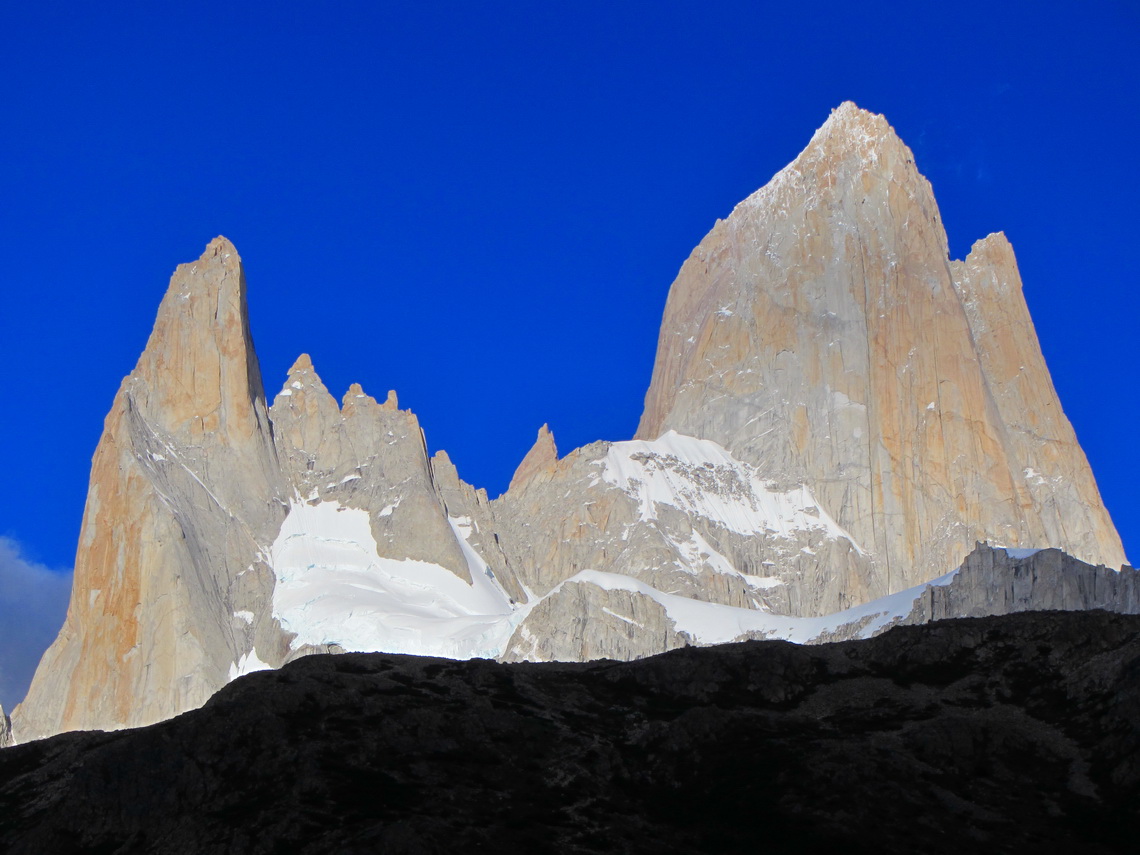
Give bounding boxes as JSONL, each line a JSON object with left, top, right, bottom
{"left": 14, "top": 239, "right": 287, "bottom": 741}
{"left": 636, "top": 102, "right": 1125, "bottom": 597}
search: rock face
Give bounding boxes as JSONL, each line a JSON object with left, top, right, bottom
{"left": 498, "top": 543, "right": 1140, "bottom": 654}
{"left": 13, "top": 239, "right": 528, "bottom": 743}
{"left": 636, "top": 102, "right": 1125, "bottom": 607}
{"left": 492, "top": 430, "right": 870, "bottom": 662}
{"left": 10, "top": 104, "right": 1131, "bottom": 744}
{"left": 14, "top": 239, "right": 286, "bottom": 743}
{"left": 507, "top": 424, "right": 558, "bottom": 491}
{"left": 950, "top": 234, "right": 1118, "bottom": 561}
{"left": 0, "top": 706, "right": 10, "bottom": 750}
{"left": 900, "top": 544, "right": 1140, "bottom": 628}
{"left": 3, "top": 610, "right": 1139, "bottom": 854}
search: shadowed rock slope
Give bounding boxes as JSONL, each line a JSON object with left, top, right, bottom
{"left": 1, "top": 610, "right": 1138, "bottom": 854}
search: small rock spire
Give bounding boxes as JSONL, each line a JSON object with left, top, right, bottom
{"left": 507, "top": 424, "right": 559, "bottom": 492}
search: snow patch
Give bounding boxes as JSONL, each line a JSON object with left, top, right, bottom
{"left": 563, "top": 566, "right": 958, "bottom": 645}
{"left": 599, "top": 431, "right": 861, "bottom": 550}
{"left": 268, "top": 500, "right": 519, "bottom": 660}
{"left": 602, "top": 607, "right": 644, "bottom": 629}
{"left": 998, "top": 546, "right": 1044, "bottom": 560}
{"left": 669, "top": 530, "right": 779, "bottom": 590}
{"left": 228, "top": 648, "right": 272, "bottom": 682}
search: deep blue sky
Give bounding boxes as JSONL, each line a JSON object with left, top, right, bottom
{"left": 3, "top": 2, "right": 1137, "bottom": 576}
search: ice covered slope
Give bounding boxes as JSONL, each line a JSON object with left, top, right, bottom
{"left": 266, "top": 499, "right": 519, "bottom": 661}
{"left": 598, "top": 432, "right": 856, "bottom": 542}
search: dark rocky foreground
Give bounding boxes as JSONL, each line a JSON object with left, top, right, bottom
{"left": 2, "top": 610, "right": 1139, "bottom": 854}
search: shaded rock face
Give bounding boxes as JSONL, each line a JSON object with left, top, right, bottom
{"left": 0, "top": 706, "right": 9, "bottom": 749}
{"left": 636, "top": 102, "right": 1125, "bottom": 598}
{"left": 903, "top": 544, "right": 1140, "bottom": 626}
{"left": 805, "top": 543, "right": 1140, "bottom": 644}
{"left": 11, "top": 103, "right": 1130, "bottom": 744}
{"left": 498, "top": 542, "right": 1140, "bottom": 654}
{"left": 1, "top": 611, "right": 1138, "bottom": 855}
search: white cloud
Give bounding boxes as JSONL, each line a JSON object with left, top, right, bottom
{"left": 0, "top": 537, "right": 71, "bottom": 712}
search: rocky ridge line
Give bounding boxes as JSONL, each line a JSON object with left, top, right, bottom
{"left": 3, "top": 610, "right": 1139, "bottom": 853}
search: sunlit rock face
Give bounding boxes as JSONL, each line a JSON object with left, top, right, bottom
{"left": 14, "top": 239, "right": 287, "bottom": 743}
{"left": 635, "top": 102, "right": 1125, "bottom": 600}
{"left": 10, "top": 104, "right": 1130, "bottom": 744}
{"left": 13, "top": 237, "right": 531, "bottom": 744}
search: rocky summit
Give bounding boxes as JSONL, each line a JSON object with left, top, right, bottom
{"left": 636, "top": 102, "right": 1124, "bottom": 601}
{"left": 1, "top": 610, "right": 1139, "bottom": 854}
{"left": 9, "top": 103, "right": 1134, "bottom": 745}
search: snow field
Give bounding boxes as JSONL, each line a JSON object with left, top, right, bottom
{"left": 266, "top": 499, "right": 518, "bottom": 661}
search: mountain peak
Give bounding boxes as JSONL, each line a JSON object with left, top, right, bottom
{"left": 636, "top": 103, "right": 1124, "bottom": 593}
{"left": 12, "top": 237, "right": 283, "bottom": 742}
{"left": 341, "top": 383, "right": 378, "bottom": 411}
{"left": 206, "top": 234, "right": 237, "bottom": 254}
{"left": 11, "top": 109, "right": 1127, "bottom": 747}
{"left": 275, "top": 353, "right": 334, "bottom": 408}
{"left": 815, "top": 101, "right": 896, "bottom": 147}
{"left": 507, "top": 424, "right": 558, "bottom": 492}
{"left": 130, "top": 236, "right": 267, "bottom": 435}
{"left": 724, "top": 101, "right": 923, "bottom": 236}
{"left": 288, "top": 353, "right": 315, "bottom": 376}
{"left": 963, "top": 231, "right": 1015, "bottom": 265}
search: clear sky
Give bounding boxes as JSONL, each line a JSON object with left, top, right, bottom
{"left": 1, "top": 2, "right": 1137, "bottom": 706}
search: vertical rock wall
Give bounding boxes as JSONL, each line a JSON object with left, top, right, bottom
{"left": 635, "top": 103, "right": 1125, "bottom": 601}
{"left": 13, "top": 239, "right": 286, "bottom": 742}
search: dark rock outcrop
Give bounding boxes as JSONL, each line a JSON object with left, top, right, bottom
{"left": 903, "top": 544, "right": 1140, "bottom": 626}
{"left": 1, "top": 609, "right": 1138, "bottom": 854}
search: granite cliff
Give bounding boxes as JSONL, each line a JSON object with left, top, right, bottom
{"left": 10, "top": 103, "right": 1131, "bottom": 744}
{"left": 637, "top": 103, "right": 1125, "bottom": 602}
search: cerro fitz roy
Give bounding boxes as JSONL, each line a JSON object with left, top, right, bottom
{"left": 6, "top": 102, "right": 1132, "bottom": 745}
